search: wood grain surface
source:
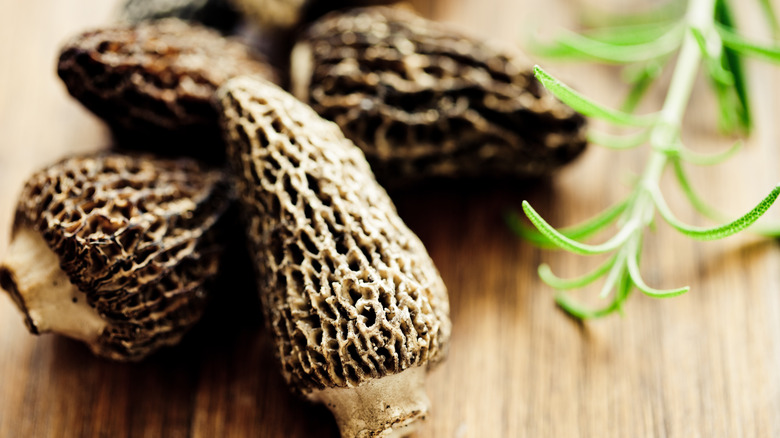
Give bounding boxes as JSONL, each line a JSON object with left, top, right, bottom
{"left": 2, "top": 0, "right": 780, "bottom": 437}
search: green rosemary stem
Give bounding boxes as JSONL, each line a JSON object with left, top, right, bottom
{"left": 641, "top": 0, "right": 716, "bottom": 188}
{"left": 601, "top": 0, "right": 715, "bottom": 300}
{"left": 628, "top": 0, "right": 715, "bottom": 220}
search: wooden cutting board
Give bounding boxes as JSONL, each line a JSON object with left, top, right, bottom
{"left": 1, "top": 0, "right": 779, "bottom": 436}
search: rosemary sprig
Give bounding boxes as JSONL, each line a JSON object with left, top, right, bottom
{"left": 513, "top": 0, "right": 780, "bottom": 319}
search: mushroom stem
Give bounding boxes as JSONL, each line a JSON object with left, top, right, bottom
{"left": 307, "top": 366, "right": 430, "bottom": 438}
{"left": 289, "top": 40, "right": 312, "bottom": 102}
{"left": 0, "top": 226, "right": 106, "bottom": 342}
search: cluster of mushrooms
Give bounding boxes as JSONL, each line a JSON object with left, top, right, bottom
{"left": 0, "top": 0, "right": 587, "bottom": 436}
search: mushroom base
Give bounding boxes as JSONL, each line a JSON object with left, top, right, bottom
{"left": 307, "top": 366, "right": 429, "bottom": 438}
{"left": 0, "top": 226, "right": 106, "bottom": 343}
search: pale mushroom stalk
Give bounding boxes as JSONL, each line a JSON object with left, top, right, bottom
{"left": 1, "top": 227, "right": 107, "bottom": 343}
{"left": 308, "top": 367, "right": 429, "bottom": 438}
{"left": 229, "top": 0, "right": 399, "bottom": 29}
{"left": 218, "top": 76, "right": 451, "bottom": 437}
{"left": 0, "top": 153, "right": 230, "bottom": 361}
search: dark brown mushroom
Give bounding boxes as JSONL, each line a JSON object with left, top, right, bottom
{"left": 0, "top": 153, "right": 231, "bottom": 361}
{"left": 291, "top": 6, "right": 588, "bottom": 186}
{"left": 57, "top": 19, "right": 278, "bottom": 161}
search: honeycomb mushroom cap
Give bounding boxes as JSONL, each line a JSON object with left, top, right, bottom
{"left": 117, "top": 0, "right": 241, "bottom": 33}
{"left": 291, "top": 6, "right": 588, "bottom": 185}
{"left": 218, "top": 76, "right": 451, "bottom": 436}
{"left": 0, "top": 153, "right": 231, "bottom": 361}
{"left": 57, "top": 19, "right": 278, "bottom": 160}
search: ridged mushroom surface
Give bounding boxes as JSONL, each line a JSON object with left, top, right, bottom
{"left": 0, "top": 153, "right": 231, "bottom": 361}
{"left": 57, "top": 19, "right": 277, "bottom": 159}
{"left": 219, "top": 76, "right": 451, "bottom": 437}
{"left": 291, "top": 6, "right": 588, "bottom": 185}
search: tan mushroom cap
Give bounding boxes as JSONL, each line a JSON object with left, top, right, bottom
{"left": 218, "top": 76, "right": 451, "bottom": 437}
{"left": 0, "top": 153, "right": 231, "bottom": 361}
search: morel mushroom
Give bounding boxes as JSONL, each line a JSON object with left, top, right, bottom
{"left": 218, "top": 76, "right": 451, "bottom": 437}
{"left": 117, "top": 0, "right": 241, "bottom": 33}
{"left": 57, "top": 19, "right": 277, "bottom": 160}
{"left": 290, "top": 6, "right": 588, "bottom": 185}
{"left": 0, "top": 153, "right": 231, "bottom": 361}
